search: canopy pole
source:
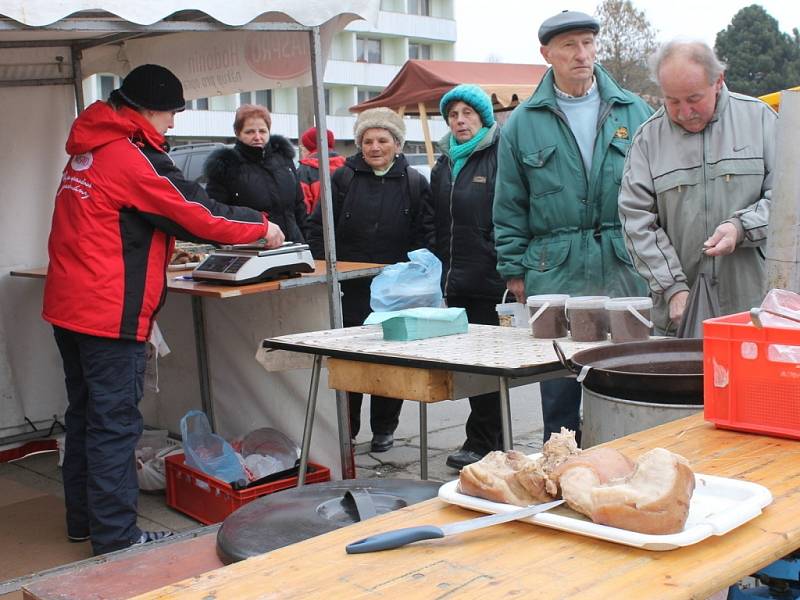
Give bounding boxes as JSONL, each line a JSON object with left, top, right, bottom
{"left": 397, "top": 105, "right": 405, "bottom": 117}
{"left": 309, "top": 26, "right": 355, "bottom": 479}
{"left": 418, "top": 102, "right": 434, "bottom": 168}
{"left": 70, "top": 45, "right": 84, "bottom": 113}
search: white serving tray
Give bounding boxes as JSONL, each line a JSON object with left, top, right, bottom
{"left": 438, "top": 466, "right": 772, "bottom": 551}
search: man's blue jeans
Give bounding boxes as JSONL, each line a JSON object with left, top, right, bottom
{"left": 53, "top": 326, "right": 145, "bottom": 555}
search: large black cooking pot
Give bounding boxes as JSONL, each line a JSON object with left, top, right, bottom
{"left": 553, "top": 338, "right": 703, "bottom": 405}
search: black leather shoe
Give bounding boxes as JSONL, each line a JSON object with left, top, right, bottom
{"left": 446, "top": 448, "right": 484, "bottom": 470}
{"left": 370, "top": 433, "right": 394, "bottom": 453}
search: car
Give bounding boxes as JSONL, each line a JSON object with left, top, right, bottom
{"left": 168, "top": 142, "right": 226, "bottom": 186}
{"left": 169, "top": 141, "right": 302, "bottom": 185}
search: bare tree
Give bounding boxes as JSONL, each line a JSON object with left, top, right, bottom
{"left": 595, "top": 0, "right": 660, "bottom": 102}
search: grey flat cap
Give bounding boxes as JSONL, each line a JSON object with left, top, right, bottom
{"left": 538, "top": 10, "right": 600, "bottom": 45}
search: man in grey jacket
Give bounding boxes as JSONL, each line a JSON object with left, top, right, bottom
{"left": 619, "top": 40, "right": 777, "bottom": 333}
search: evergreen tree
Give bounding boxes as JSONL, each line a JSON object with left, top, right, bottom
{"left": 595, "top": 0, "right": 660, "bottom": 102}
{"left": 715, "top": 5, "right": 800, "bottom": 97}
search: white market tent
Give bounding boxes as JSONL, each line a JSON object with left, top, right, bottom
{"left": 0, "top": 1, "right": 379, "bottom": 447}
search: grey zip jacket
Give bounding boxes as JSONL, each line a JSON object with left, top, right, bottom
{"left": 618, "top": 84, "right": 777, "bottom": 331}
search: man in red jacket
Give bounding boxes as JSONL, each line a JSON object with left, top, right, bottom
{"left": 43, "top": 64, "right": 284, "bottom": 555}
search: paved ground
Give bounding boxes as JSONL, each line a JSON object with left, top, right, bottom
{"left": 353, "top": 382, "right": 544, "bottom": 482}
{"left": 0, "top": 383, "right": 545, "bottom": 537}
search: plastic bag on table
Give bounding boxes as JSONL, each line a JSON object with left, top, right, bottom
{"left": 179, "top": 410, "right": 246, "bottom": 483}
{"left": 369, "top": 248, "right": 443, "bottom": 313}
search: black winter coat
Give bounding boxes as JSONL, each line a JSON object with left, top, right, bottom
{"left": 307, "top": 152, "right": 430, "bottom": 323}
{"left": 423, "top": 128, "right": 506, "bottom": 301}
{"left": 204, "top": 135, "right": 306, "bottom": 242}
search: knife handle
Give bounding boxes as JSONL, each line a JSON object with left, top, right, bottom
{"left": 346, "top": 525, "right": 445, "bottom": 554}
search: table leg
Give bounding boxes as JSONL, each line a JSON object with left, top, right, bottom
{"left": 190, "top": 296, "right": 214, "bottom": 432}
{"left": 499, "top": 376, "right": 513, "bottom": 451}
{"left": 298, "top": 354, "right": 322, "bottom": 486}
{"left": 335, "top": 390, "right": 356, "bottom": 479}
{"left": 419, "top": 403, "right": 428, "bottom": 480}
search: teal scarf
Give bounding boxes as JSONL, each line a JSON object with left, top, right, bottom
{"left": 449, "top": 126, "right": 489, "bottom": 182}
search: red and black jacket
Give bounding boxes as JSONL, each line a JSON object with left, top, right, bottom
{"left": 43, "top": 101, "right": 270, "bottom": 342}
{"left": 297, "top": 151, "right": 346, "bottom": 214}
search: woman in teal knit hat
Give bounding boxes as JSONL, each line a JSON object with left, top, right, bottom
{"left": 422, "top": 83, "right": 505, "bottom": 470}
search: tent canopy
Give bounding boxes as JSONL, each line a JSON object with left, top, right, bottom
{"left": 0, "top": 0, "right": 378, "bottom": 447}
{"left": 350, "top": 59, "right": 548, "bottom": 116}
{"left": 0, "top": 1, "right": 379, "bottom": 98}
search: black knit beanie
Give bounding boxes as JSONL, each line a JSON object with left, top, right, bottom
{"left": 115, "top": 64, "right": 186, "bottom": 112}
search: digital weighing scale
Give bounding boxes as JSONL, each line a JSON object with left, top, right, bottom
{"left": 192, "top": 242, "right": 315, "bottom": 285}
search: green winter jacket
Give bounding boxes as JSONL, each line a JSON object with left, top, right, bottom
{"left": 493, "top": 64, "right": 652, "bottom": 298}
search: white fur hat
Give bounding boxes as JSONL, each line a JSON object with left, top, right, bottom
{"left": 353, "top": 107, "right": 405, "bottom": 149}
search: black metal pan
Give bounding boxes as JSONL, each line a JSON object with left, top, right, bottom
{"left": 553, "top": 338, "right": 703, "bottom": 404}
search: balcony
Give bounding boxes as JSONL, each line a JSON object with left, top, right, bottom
{"left": 346, "top": 11, "right": 456, "bottom": 43}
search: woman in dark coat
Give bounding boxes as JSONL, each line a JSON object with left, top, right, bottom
{"left": 204, "top": 104, "right": 306, "bottom": 242}
{"left": 423, "top": 84, "right": 505, "bottom": 470}
{"left": 307, "top": 107, "right": 430, "bottom": 453}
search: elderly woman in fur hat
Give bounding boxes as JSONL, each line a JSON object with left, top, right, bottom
{"left": 421, "top": 84, "right": 505, "bottom": 471}
{"left": 204, "top": 104, "right": 307, "bottom": 242}
{"left": 307, "top": 107, "right": 430, "bottom": 453}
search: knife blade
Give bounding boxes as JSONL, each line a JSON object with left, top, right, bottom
{"left": 345, "top": 499, "right": 564, "bottom": 554}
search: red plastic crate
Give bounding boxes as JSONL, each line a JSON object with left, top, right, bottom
{"left": 165, "top": 452, "right": 330, "bottom": 524}
{"left": 704, "top": 311, "right": 800, "bottom": 439}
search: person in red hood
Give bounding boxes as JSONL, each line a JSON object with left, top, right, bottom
{"left": 297, "top": 126, "right": 346, "bottom": 214}
{"left": 43, "top": 64, "right": 284, "bottom": 556}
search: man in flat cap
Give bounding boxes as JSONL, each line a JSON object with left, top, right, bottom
{"left": 493, "top": 10, "right": 652, "bottom": 446}
{"left": 618, "top": 40, "right": 776, "bottom": 333}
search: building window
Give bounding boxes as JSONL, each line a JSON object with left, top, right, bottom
{"left": 99, "top": 75, "right": 116, "bottom": 101}
{"left": 356, "top": 37, "right": 382, "bottom": 64}
{"left": 408, "top": 0, "right": 430, "bottom": 16}
{"left": 409, "top": 43, "right": 432, "bottom": 60}
{"left": 187, "top": 98, "right": 209, "bottom": 110}
{"left": 324, "top": 88, "right": 331, "bottom": 114}
{"left": 357, "top": 89, "right": 381, "bottom": 104}
{"left": 240, "top": 90, "right": 272, "bottom": 109}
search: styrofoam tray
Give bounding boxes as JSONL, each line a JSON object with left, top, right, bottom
{"left": 167, "top": 262, "right": 200, "bottom": 271}
{"left": 438, "top": 461, "right": 772, "bottom": 551}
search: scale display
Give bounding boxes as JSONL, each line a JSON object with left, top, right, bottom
{"left": 192, "top": 242, "right": 315, "bottom": 285}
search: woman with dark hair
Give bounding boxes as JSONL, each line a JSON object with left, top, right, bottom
{"left": 307, "top": 107, "right": 430, "bottom": 453}
{"left": 204, "top": 104, "right": 307, "bottom": 242}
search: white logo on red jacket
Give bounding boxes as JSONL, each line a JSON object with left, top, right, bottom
{"left": 71, "top": 152, "right": 93, "bottom": 171}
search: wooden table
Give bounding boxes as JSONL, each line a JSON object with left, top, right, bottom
{"left": 118, "top": 414, "right": 798, "bottom": 600}
{"left": 262, "top": 325, "right": 610, "bottom": 481}
{"left": 10, "top": 261, "right": 382, "bottom": 436}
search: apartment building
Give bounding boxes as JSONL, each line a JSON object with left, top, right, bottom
{"left": 84, "top": 0, "right": 455, "bottom": 153}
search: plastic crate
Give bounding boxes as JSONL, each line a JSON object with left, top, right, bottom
{"left": 704, "top": 311, "right": 800, "bottom": 439}
{"left": 165, "top": 452, "right": 330, "bottom": 524}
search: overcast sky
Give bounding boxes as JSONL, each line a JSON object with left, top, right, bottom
{"left": 455, "top": 1, "right": 800, "bottom": 65}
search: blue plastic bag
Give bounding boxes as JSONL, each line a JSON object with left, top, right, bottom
{"left": 180, "top": 410, "right": 246, "bottom": 483}
{"left": 370, "top": 249, "right": 443, "bottom": 312}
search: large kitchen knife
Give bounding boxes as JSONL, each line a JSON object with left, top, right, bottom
{"left": 345, "top": 499, "right": 564, "bottom": 554}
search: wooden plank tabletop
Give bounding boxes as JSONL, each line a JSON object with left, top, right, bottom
{"left": 128, "top": 415, "right": 799, "bottom": 600}
{"left": 10, "top": 261, "right": 383, "bottom": 299}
